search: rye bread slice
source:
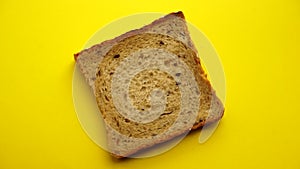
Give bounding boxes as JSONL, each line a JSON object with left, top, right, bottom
{"left": 74, "top": 11, "right": 224, "bottom": 158}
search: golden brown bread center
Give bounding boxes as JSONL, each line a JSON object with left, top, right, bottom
{"left": 129, "top": 69, "right": 181, "bottom": 136}
{"left": 95, "top": 33, "right": 203, "bottom": 139}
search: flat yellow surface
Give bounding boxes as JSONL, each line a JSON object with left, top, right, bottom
{"left": 0, "top": 0, "right": 299, "bottom": 169}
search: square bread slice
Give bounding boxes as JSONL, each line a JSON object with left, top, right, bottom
{"left": 74, "top": 11, "right": 224, "bottom": 158}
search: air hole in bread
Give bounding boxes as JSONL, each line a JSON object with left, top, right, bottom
{"left": 161, "top": 111, "right": 172, "bottom": 116}
{"left": 113, "top": 54, "right": 120, "bottom": 58}
{"left": 96, "top": 70, "right": 101, "bottom": 76}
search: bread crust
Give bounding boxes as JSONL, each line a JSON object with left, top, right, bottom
{"left": 74, "top": 11, "right": 188, "bottom": 61}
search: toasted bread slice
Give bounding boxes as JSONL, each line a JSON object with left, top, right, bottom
{"left": 74, "top": 11, "right": 224, "bottom": 158}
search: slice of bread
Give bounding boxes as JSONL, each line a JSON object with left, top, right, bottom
{"left": 74, "top": 11, "right": 224, "bottom": 158}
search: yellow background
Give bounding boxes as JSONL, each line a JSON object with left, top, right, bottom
{"left": 0, "top": 0, "right": 299, "bottom": 169}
